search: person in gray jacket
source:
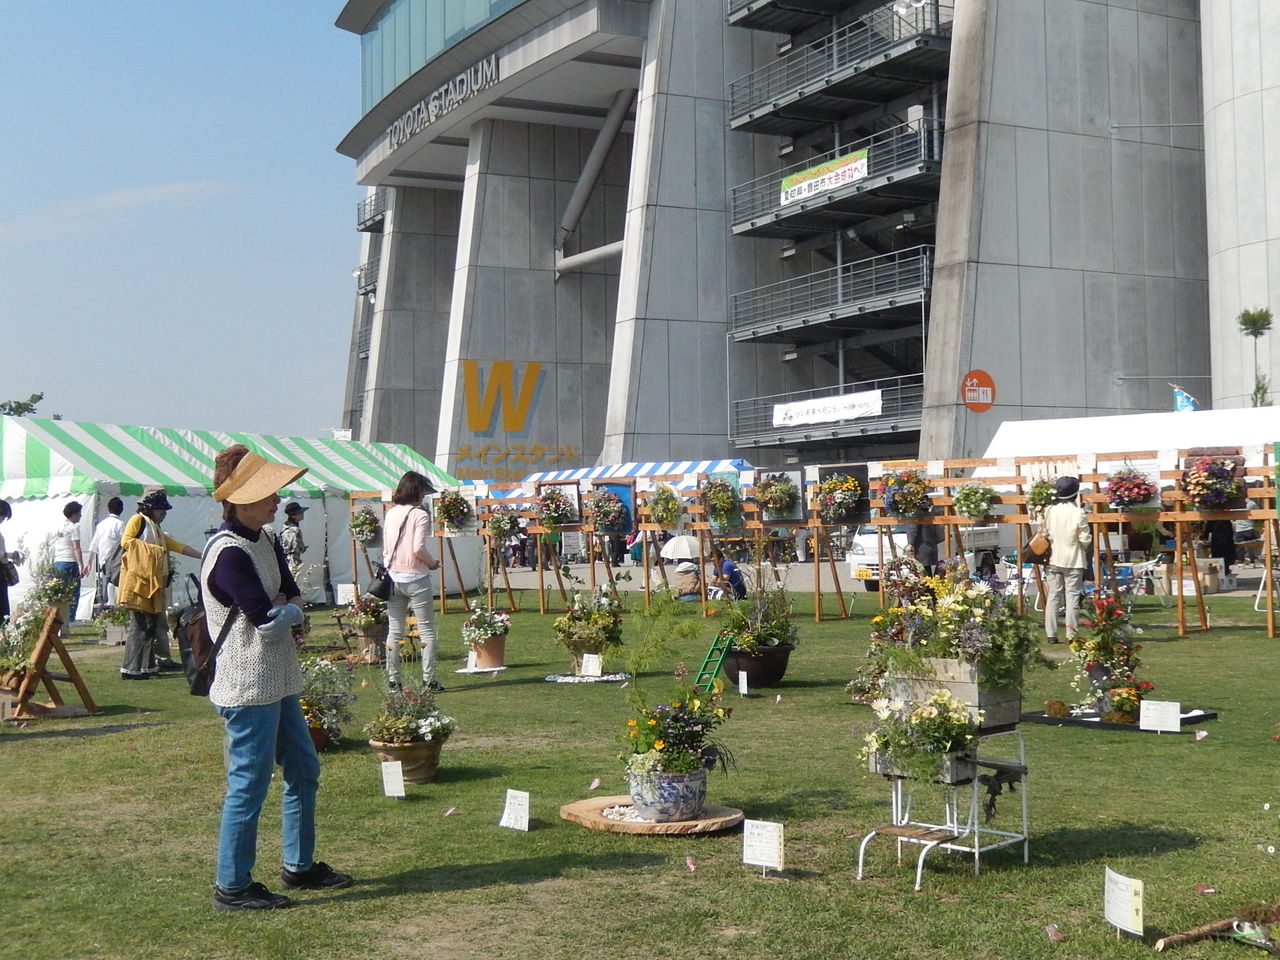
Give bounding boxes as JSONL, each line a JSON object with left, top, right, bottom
{"left": 1042, "top": 476, "right": 1092, "bottom": 643}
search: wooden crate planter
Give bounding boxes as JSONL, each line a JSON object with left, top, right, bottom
{"left": 887, "top": 658, "right": 1021, "bottom": 733}
{"left": 868, "top": 750, "right": 976, "bottom": 785}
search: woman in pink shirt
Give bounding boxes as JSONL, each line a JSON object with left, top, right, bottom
{"left": 382, "top": 472, "right": 442, "bottom": 692}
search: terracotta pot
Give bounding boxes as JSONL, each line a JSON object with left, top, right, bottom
{"left": 309, "top": 725, "right": 331, "bottom": 751}
{"left": 368, "top": 737, "right": 446, "bottom": 783}
{"left": 470, "top": 633, "right": 506, "bottom": 669}
{"left": 720, "top": 643, "right": 794, "bottom": 688}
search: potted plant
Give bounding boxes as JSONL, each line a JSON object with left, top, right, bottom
{"left": 622, "top": 673, "right": 734, "bottom": 821}
{"left": 1180, "top": 456, "right": 1242, "bottom": 510}
{"left": 552, "top": 588, "right": 624, "bottom": 675}
{"left": 1105, "top": 467, "right": 1159, "bottom": 510}
{"left": 460, "top": 601, "right": 511, "bottom": 669}
{"left": 701, "top": 477, "right": 741, "bottom": 530}
{"left": 1068, "top": 592, "right": 1149, "bottom": 719}
{"left": 1026, "top": 478, "right": 1056, "bottom": 520}
{"left": 435, "top": 489, "right": 474, "bottom": 532}
{"left": 363, "top": 677, "right": 457, "bottom": 783}
{"left": 299, "top": 657, "right": 358, "bottom": 750}
{"left": 487, "top": 506, "right": 520, "bottom": 541}
{"left": 92, "top": 604, "right": 130, "bottom": 645}
{"left": 717, "top": 587, "right": 798, "bottom": 688}
{"left": 0, "top": 618, "right": 37, "bottom": 691}
{"left": 878, "top": 470, "right": 931, "bottom": 517}
{"left": 583, "top": 490, "right": 628, "bottom": 532}
{"left": 863, "top": 688, "right": 980, "bottom": 783}
{"left": 646, "top": 483, "right": 683, "bottom": 529}
{"left": 951, "top": 481, "right": 996, "bottom": 521}
{"left": 1231, "top": 903, "right": 1279, "bottom": 943}
{"left": 851, "top": 558, "right": 1046, "bottom": 731}
{"left": 349, "top": 505, "right": 381, "bottom": 545}
{"left": 538, "top": 486, "right": 577, "bottom": 531}
{"left": 343, "top": 594, "right": 387, "bottom": 663}
{"left": 755, "top": 473, "right": 799, "bottom": 520}
{"left": 816, "top": 474, "right": 863, "bottom": 525}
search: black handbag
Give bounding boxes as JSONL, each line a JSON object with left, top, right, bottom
{"left": 363, "top": 512, "right": 410, "bottom": 601}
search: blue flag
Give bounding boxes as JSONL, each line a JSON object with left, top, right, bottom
{"left": 1173, "top": 386, "right": 1197, "bottom": 411}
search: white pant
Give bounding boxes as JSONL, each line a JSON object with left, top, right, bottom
{"left": 1044, "top": 566, "right": 1085, "bottom": 640}
{"left": 385, "top": 576, "right": 438, "bottom": 684}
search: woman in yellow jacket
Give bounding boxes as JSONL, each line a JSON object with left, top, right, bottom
{"left": 118, "top": 487, "right": 200, "bottom": 679}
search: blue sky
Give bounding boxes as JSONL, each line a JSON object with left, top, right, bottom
{"left": 0, "top": 1, "right": 365, "bottom": 437}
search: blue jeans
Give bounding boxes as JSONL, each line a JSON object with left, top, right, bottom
{"left": 214, "top": 695, "right": 319, "bottom": 892}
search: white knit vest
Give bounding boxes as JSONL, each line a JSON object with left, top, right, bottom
{"left": 202, "top": 528, "right": 303, "bottom": 708}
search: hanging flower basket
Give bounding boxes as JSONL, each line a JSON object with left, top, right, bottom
{"left": 583, "top": 490, "right": 628, "bottom": 531}
{"left": 951, "top": 481, "right": 996, "bottom": 521}
{"left": 1180, "top": 457, "right": 1242, "bottom": 510}
{"left": 538, "top": 487, "right": 577, "bottom": 531}
{"left": 487, "top": 506, "right": 519, "bottom": 540}
{"left": 435, "top": 490, "right": 474, "bottom": 532}
{"left": 1026, "top": 478, "right": 1056, "bottom": 519}
{"left": 701, "top": 478, "right": 741, "bottom": 529}
{"left": 1105, "top": 467, "right": 1159, "bottom": 510}
{"left": 755, "top": 473, "right": 799, "bottom": 519}
{"left": 878, "top": 470, "right": 930, "bottom": 517}
{"left": 349, "top": 506, "right": 381, "bottom": 545}
{"left": 646, "top": 484, "right": 683, "bottom": 529}
{"left": 816, "top": 474, "right": 863, "bottom": 525}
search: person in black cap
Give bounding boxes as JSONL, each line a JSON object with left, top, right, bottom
{"left": 279, "top": 502, "right": 308, "bottom": 571}
{"left": 1041, "top": 476, "right": 1091, "bottom": 644}
{"left": 117, "top": 487, "right": 201, "bottom": 678}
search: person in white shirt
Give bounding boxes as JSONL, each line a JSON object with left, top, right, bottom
{"left": 1041, "top": 476, "right": 1092, "bottom": 643}
{"left": 86, "top": 496, "right": 126, "bottom": 604}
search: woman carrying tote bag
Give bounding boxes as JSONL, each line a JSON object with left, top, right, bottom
{"left": 1042, "top": 476, "right": 1092, "bottom": 644}
{"left": 382, "top": 471, "right": 443, "bottom": 692}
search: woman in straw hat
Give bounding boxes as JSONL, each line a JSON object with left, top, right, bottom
{"left": 203, "top": 445, "right": 352, "bottom": 911}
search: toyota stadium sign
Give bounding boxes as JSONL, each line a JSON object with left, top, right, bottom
{"left": 386, "top": 55, "right": 500, "bottom": 150}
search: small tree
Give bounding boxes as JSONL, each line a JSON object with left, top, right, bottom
{"left": 1238, "top": 307, "right": 1273, "bottom": 407}
{"left": 0, "top": 392, "right": 44, "bottom": 417}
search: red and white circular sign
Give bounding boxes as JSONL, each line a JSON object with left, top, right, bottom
{"left": 961, "top": 369, "right": 996, "bottom": 412}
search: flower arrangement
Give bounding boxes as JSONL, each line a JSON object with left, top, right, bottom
{"left": 850, "top": 558, "right": 1045, "bottom": 702}
{"left": 538, "top": 486, "right": 577, "bottom": 531}
{"left": 552, "top": 588, "right": 625, "bottom": 656}
{"left": 716, "top": 588, "right": 797, "bottom": 654}
{"left": 863, "top": 689, "right": 981, "bottom": 781}
{"left": 1026, "top": 478, "right": 1056, "bottom": 518}
{"left": 646, "top": 484, "right": 683, "bottom": 528}
{"left": 363, "top": 676, "right": 457, "bottom": 744}
{"left": 92, "top": 604, "right": 130, "bottom": 632}
{"left": 343, "top": 594, "right": 387, "bottom": 628}
{"left": 1068, "top": 592, "right": 1148, "bottom": 720}
{"left": 460, "top": 601, "right": 511, "bottom": 647}
{"left": 816, "top": 474, "right": 863, "bottom": 524}
{"left": 349, "top": 506, "right": 381, "bottom": 545}
{"left": 1180, "top": 456, "right": 1241, "bottom": 510}
{"left": 299, "top": 657, "right": 358, "bottom": 741}
{"left": 584, "top": 490, "right": 628, "bottom": 530}
{"left": 1105, "top": 467, "right": 1159, "bottom": 510}
{"left": 755, "top": 473, "right": 799, "bottom": 517}
{"left": 701, "top": 477, "right": 741, "bottom": 526}
{"left": 951, "top": 481, "right": 996, "bottom": 521}
{"left": 623, "top": 677, "right": 733, "bottom": 778}
{"left": 435, "top": 489, "right": 473, "bottom": 531}
{"left": 487, "top": 505, "right": 520, "bottom": 540}
{"left": 0, "top": 619, "right": 35, "bottom": 674}
{"left": 878, "top": 469, "right": 931, "bottom": 517}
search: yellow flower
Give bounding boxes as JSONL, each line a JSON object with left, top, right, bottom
{"left": 627, "top": 718, "right": 636, "bottom": 726}
{"left": 647, "top": 718, "right": 656, "bottom": 726}
{"left": 653, "top": 739, "right": 665, "bottom": 750}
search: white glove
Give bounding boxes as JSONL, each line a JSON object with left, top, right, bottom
{"left": 256, "top": 603, "right": 304, "bottom": 643}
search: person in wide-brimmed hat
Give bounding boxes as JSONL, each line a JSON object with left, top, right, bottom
{"left": 202, "top": 444, "right": 353, "bottom": 911}
{"left": 118, "top": 487, "right": 201, "bottom": 678}
{"left": 1041, "top": 475, "right": 1091, "bottom": 644}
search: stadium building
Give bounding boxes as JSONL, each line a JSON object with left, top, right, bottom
{"left": 336, "top": 0, "right": 1272, "bottom": 477}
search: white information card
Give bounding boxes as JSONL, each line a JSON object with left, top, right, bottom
{"left": 380, "top": 761, "right": 406, "bottom": 798}
{"left": 579, "top": 654, "right": 603, "bottom": 678}
{"left": 1104, "top": 867, "right": 1144, "bottom": 936}
{"left": 0, "top": 691, "right": 11, "bottom": 721}
{"left": 738, "top": 670, "right": 749, "bottom": 697}
{"left": 742, "top": 819, "right": 785, "bottom": 872}
{"left": 500, "top": 789, "right": 530, "bottom": 831}
{"left": 1139, "top": 699, "right": 1182, "bottom": 733}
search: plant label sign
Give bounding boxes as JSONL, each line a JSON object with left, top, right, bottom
{"left": 1104, "top": 867, "right": 1144, "bottom": 936}
{"left": 579, "top": 654, "right": 603, "bottom": 677}
{"left": 742, "top": 819, "right": 785, "bottom": 873}
{"left": 335, "top": 582, "right": 357, "bottom": 605}
{"left": 1139, "top": 699, "right": 1181, "bottom": 733}
{"left": 466, "top": 649, "right": 478, "bottom": 670}
{"left": 0, "top": 692, "right": 10, "bottom": 721}
{"left": 380, "top": 761, "right": 406, "bottom": 798}
{"left": 500, "top": 789, "right": 530, "bottom": 831}
{"left": 738, "top": 670, "right": 749, "bottom": 697}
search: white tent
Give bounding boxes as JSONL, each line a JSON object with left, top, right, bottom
{"left": 0, "top": 416, "right": 476, "bottom": 618}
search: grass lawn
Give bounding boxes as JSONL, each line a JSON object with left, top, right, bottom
{"left": 3, "top": 590, "right": 1277, "bottom": 960}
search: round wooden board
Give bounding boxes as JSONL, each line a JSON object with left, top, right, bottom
{"left": 559, "top": 795, "right": 744, "bottom": 835}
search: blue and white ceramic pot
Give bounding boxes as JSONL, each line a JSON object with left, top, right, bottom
{"left": 627, "top": 768, "right": 708, "bottom": 822}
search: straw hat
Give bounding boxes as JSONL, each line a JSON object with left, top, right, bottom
{"left": 213, "top": 452, "right": 307, "bottom": 504}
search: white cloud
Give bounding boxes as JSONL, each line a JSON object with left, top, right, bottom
{"left": 0, "top": 180, "right": 240, "bottom": 243}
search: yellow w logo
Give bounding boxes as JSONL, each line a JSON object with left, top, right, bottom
{"left": 463, "top": 360, "right": 542, "bottom": 434}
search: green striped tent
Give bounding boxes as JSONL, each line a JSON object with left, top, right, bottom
{"left": 0, "top": 415, "right": 463, "bottom": 611}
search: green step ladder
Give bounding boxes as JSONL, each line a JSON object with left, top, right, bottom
{"left": 693, "top": 631, "right": 733, "bottom": 692}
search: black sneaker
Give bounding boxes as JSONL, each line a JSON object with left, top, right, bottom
{"left": 427, "top": 681, "right": 445, "bottom": 694}
{"left": 213, "top": 881, "right": 292, "bottom": 911}
{"left": 280, "top": 861, "right": 354, "bottom": 890}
